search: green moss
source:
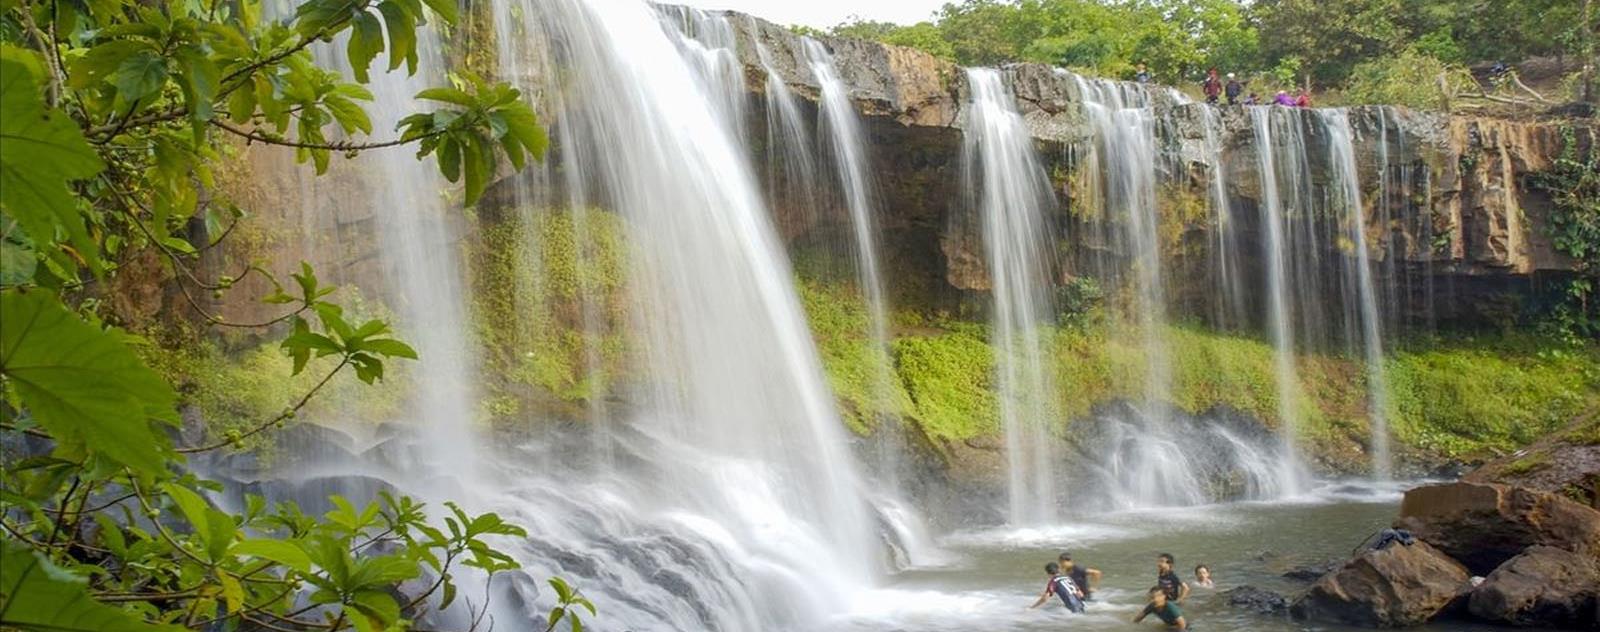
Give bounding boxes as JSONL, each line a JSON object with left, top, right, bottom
{"left": 1500, "top": 453, "right": 1551, "bottom": 476}
{"left": 797, "top": 279, "right": 911, "bottom": 435}
{"left": 465, "top": 208, "right": 630, "bottom": 422}
{"left": 892, "top": 328, "right": 998, "bottom": 443}
{"left": 143, "top": 334, "right": 407, "bottom": 457}
{"left": 1386, "top": 335, "right": 1598, "bottom": 459}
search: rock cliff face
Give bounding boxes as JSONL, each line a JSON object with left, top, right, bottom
{"left": 711, "top": 10, "right": 1594, "bottom": 331}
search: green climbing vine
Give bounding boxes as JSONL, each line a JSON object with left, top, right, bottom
{"left": 1530, "top": 126, "right": 1600, "bottom": 342}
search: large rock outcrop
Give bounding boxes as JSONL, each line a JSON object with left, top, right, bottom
{"left": 1468, "top": 545, "right": 1600, "bottom": 629}
{"left": 1395, "top": 481, "right": 1600, "bottom": 574}
{"left": 1289, "top": 539, "right": 1470, "bottom": 627}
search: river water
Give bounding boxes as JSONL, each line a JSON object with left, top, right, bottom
{"left": 826, "top": 482, "right": 1499, "bottom": 632}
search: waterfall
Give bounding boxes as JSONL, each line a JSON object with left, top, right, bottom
{"left": 802, "top": 38, "right": 903, "bottom": 478}
{"left": 1070, "top": 73, "right": 1225, "bottom": 509}
{"left": 963, "top": 68, "right": 1060, "bottom": 525}
{"left": 1250, "top": 107, "right": 1309, "bottom": 495}
{"left": 755, "top": 38, "right": 821, "bottom": 231}
{"left": 1203, "top": 107, "right": 1248, "bottom": 330}
{"left": 471, "top": 1, "right": 890, "bottom": 628}
{"left": 1322, "top": 109, "right": 1393, "bottom": 480}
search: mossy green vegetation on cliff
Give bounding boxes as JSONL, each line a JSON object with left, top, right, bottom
{"left": 792, "top": 279, "right": 1600, "bottom": 468}
{"left": 465, "top": 208, "right": 628, "bottom": 422}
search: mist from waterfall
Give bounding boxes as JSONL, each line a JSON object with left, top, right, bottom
{"left": 963, "top": 68, "right": 1061, "bottom": 525}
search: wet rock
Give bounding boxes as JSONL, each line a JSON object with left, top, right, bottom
{"left": 1290, "top": 540, "right": 1470, "bottom": 627}
{"left": 1396, "top": 481, "right": 1600, "bottom": 574}
{"left": 1224, "top": 585, "right": 1290, "bottom": 615}
{"left": 1283, "top": 559, "right": 1342, "bottom": 582}
{"left": 1468, "top": 545, "right": 1600, "bottom": 628}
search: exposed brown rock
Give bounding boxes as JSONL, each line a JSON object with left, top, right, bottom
{"left": 1468, "top": 545, "right": 1600, "bottom": 629}
{"left": 1466, "top": 413, "right": 1600, "bottom": 509}
{"left": 1397, "top": 481, "right": 1600, "bottom": 574}
{"left": 1290, "top": 539, "right": 1470, "bottom": 627}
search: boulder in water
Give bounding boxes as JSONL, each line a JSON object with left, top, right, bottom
{"left": 1395, "top": 481, "right": 1600, "bottom": 574}
{"left": 1224, "top": 585, "right": 1290, "bottom": 614}
{"left": 1290, "top": 540, "right": 1470, "bottom": 627}
{"left": 1283, "top": 559, "right": 1342, "bottom": 582}
{"left": 1467, "top": 545, "right": 1600, "bottom": 628}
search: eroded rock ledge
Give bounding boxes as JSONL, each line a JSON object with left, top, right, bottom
{"left": 702, "top": 7, "right": 1595, "bottom": 329}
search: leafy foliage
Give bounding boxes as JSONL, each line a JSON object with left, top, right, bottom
{"left": 0, "top": 1, "right": 586, "bottom": 631}
{"left": 823, "top": 0, "right": 1593, "bottom": 96}
{"left": 1341, "top": 47, "right": 1477, "bottom": 110}
{"left": 1530, "top": 127, "right": 1600, "bottom": 341}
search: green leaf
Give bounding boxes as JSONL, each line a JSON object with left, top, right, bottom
{"left": 376, "top": 1, "right": 418, "bottom": 74}
{"left": 436, "top": 137, "right": 460, "bottom": 182}
{"left": 323, "top": 95, "right": 372, "bottom": 135}
{"left": 356, "top": 338, "right": 416, "bottom": 359}
{"left": 0, "top": 540, "right": 183, "bottom": 631}
{"left": 349, "top": 590, "right": 399, "bottom": 625}
{"left": 230, "top": 539, "right": 313, "bottom": 573}
{"left": 500, "top": 103, "right": 547, "bottom": 161}
{"left": 0, "top": 292, "right": 176, "bottom": 474}
{"left": 346, "top": 11, "right": 384, "bottom": 84}
{"left": 110, "top": 50, "right": 169, "bottom": 106}
{"left": 420, "top": 0, "right": 459, "bottom": 24}
{"left": 0, "top": 51, "right": 105, "bottom": 273}
{"left": 414, "top": 87, "right": 473, "bottom": 107}
{"left": 162, "top": 482, "right": 212, "bottom": 535}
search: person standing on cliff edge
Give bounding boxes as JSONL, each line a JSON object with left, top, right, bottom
{"left": 1203, "top": 68, "right": 1222, "bottom": 104}
{"left": 1225, "top": 73, "right": 1245, "bottom": 105}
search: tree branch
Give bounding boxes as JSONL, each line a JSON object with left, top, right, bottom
{"left": 211, "top": 119, "right": 439, "bottom": 152}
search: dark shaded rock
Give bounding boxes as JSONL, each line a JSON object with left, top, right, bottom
{"left": 1396, "top": 481, "right": 1600, "bottom": 574}
{"left": 1284, "top": 559, "right": 1342, "bottom": 582}
{"left": 1468, "top": 545, "right": 1600, "bottom": 629}
{"left": 1290, "top": 540, "right": 1470, "bottom": 627}
{"left": 1224, "top": 585, "right": 1290, "bottom": 615}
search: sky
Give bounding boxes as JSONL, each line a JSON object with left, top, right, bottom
{"left": 676, "top": 0, "right": 947, "bottom": 29}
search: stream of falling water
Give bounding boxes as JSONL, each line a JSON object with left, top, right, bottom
{"left": 1250, "top": 107, "right": 1308, "bottom": 494}
{"left": 803, "top": 38, "right": 899, "bottom": 470}
{"left": 1322, "top": 110, "right": 1393, "bottom": 480}
{"left": 475, "top": 1, "right": 889, "bottom": 628}
{"left": 964, "top": 68, "right": 1061, "bottom": 525}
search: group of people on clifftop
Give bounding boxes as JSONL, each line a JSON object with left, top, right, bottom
{"left": 1200, "top": 67, "right": 1311, "bottom": 108}
{"left": 1028, "top": 551, "right": 1214, "bottom": 629}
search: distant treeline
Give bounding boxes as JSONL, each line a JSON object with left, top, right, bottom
{"left": 812, "top": 0, "right": 1593, "bottom": 98}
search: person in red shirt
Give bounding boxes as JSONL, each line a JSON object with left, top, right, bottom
{"left": 1203, "top": 68, "right": 1222, "bottom": 104}
{"left": 1295, "top": 88, "right": 1312, "bottom": 108}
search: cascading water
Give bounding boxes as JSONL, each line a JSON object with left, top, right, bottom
{"left": 474, "top": 1, "right": 888, "bottom": 628}
{"left": 802, "top": 39, "right": 902, "bottom": 479}
{"left": 1250, "top": 107, "right": 1309, "bottom": 495}
{"left": 1322, "top": 109, "right": 1393, "bottom": 480}
{"left": 1202, "top": 107, "right": 1248, "bottom": 330}
{"left": 963, "top": 68, "right": 1060, "bottom": 525}
{"left": 1069, "top": 73, "right": 1214, "bottom": 509}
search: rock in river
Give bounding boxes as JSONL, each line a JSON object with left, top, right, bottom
{"left": 1468, "top": 545, "right": 1600, "bottom": 629}
{"left": 1395, "top": 481, "right": 1600, "bottom": 574}
{"left": 1290, "top": 539, "right": 1470, "bottom": 627}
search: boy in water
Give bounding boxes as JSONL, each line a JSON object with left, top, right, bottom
{"left": 1058, "top": 552, "right": 1103, "bottom": 600}
{"left": 1133, "top": 586, "right": 1189, "bottom": 630}
{"left": 1156, "top": 553, "right": 1190, "bottom": 603}
{"left": 1028, "top": 562, "right": 1086, "bottom": 613}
